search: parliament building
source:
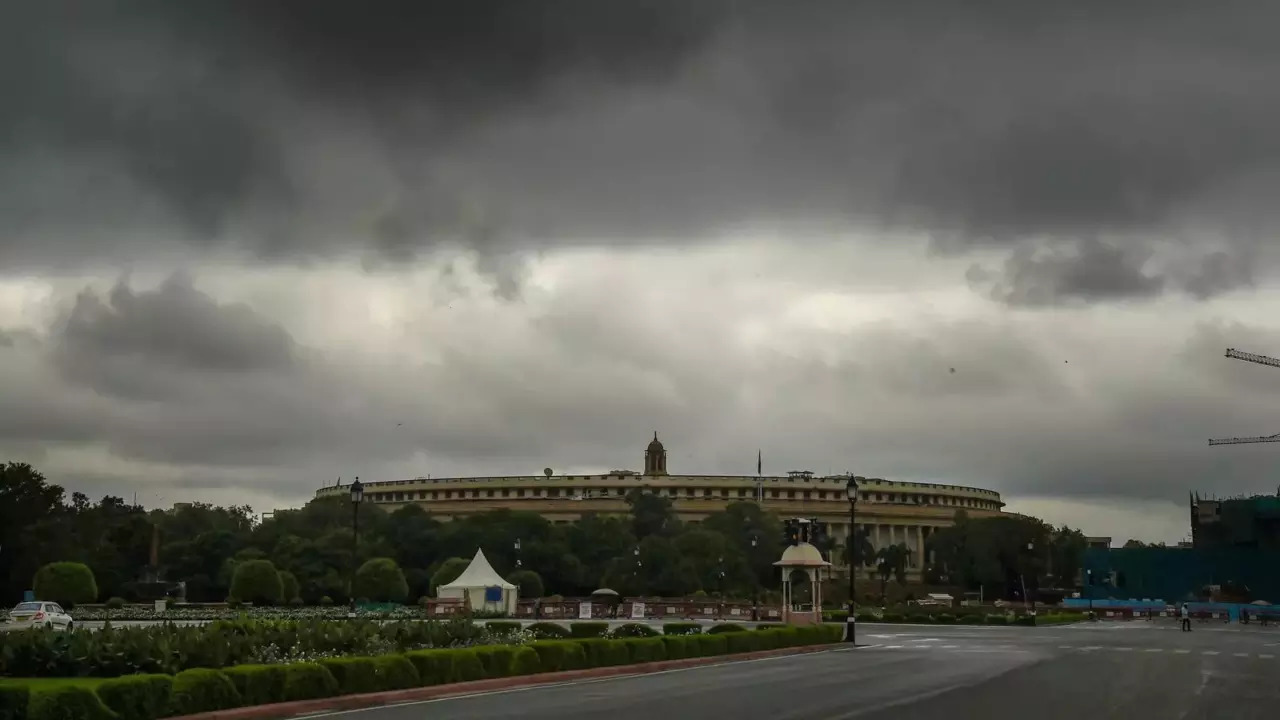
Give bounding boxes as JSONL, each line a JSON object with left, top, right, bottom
{"left": 314, "top": 433, "right": 1006, "bottom": 576}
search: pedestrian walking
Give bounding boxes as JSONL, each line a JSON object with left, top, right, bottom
{"left": 1180, "top": 602, "right": 1192, "bottom": 632}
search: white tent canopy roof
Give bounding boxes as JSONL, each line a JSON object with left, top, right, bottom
{"left": 440, "top": 548, "right": 516, "bottom": 590}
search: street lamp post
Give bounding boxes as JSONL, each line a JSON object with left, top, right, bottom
{"left": 844, "top": 475, "right": 859, "bottom": 644}
{"left": 349, "top": 477, "right": 364, "bottom": 615}
{"left": 514, "top": 539, "right": 522, "bottom": 569}
{"left": 750, "top": 535, "right": 759, "bottom": 622}
{"left": 1086, "top": 568, "right": 1093, "bottom": 616}
{"left": 1026, "top": 541, "right": 1037, "bottom": 617}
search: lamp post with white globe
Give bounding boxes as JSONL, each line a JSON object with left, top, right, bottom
{"left": 845, "top": 475, "right": 858, "bottom": 644}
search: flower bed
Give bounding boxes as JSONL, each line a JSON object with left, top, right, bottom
{"left": 1, "top": 623, "right": 841, "bottom": 719}
{"left": 67, "top": 605, "right": 440, "bottom": 623}
{"left": 0, "top": 618, "right": 501, "bottom": 678}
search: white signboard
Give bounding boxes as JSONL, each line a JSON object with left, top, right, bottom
{"left": 578, "top": 602, "right": 592, "bottom": 619}
{"left": 630, "top": 602, "right": 645, "bottom": 619}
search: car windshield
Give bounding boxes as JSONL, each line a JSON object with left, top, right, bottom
{"left": 11, "top": 603, "right": 40, "bottom": 612}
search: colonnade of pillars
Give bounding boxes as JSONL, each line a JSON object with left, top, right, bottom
{"left": 832, "top": 522, "right": 939, "bottom": 571}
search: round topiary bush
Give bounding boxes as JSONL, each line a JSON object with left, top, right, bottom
{"left": 32, "top": 562, "right": 98, "bottom": 608}
{"left": 229, "top": 560, "right": 283, "bottom": 606}
{"left": 354, "top": 558, "right": 409, "bottom": 604}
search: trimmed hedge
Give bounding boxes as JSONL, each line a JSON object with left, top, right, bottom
{"left": 4, "top": 623, "right": 842, "bottom": 718}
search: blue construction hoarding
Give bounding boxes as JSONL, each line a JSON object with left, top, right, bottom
{"left": 1081, "top": 546, "right": 1280, "bottom": 605}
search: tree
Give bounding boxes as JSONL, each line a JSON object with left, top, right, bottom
{"left": 508, "top": 569, "right": 545, "bottom": 599}
{"left": 230, "top": 559, "right": 283, "bottom": 605}
{"left": 0, "top": 463, "right": 68, "bottom": 603}
{"left": 32, "top": 562, "right": 98, "bottom": 608}
{"left": 874, "top": 544, "right": 911, "bottom": 603}
{"left": 429, "top": 557, "right": 471, "bottom": 592}
{"left": 355, "top": 558, "right": 409, "bottom": 603}
{"left": 278, "top": 570, "right": 300, "bottom": 603}
{"left": 625, "top": 488, "right": 678, "bottom": 540}
{"left": 841, "top": 528, "right": 875, "bottom": 568}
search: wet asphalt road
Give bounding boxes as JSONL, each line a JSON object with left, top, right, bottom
{"left": 321, "top": 620, "right": 1280, "bottom": 720}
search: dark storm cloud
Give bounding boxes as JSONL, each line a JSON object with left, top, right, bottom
{"left": 56, "top": 273, "right": 295, "bottom": 378}
{"left": 4, "top": 1, "right": 1280, "bottom": 301}
{"left": 967, "top": 238, "right": 1166, "bottom": 307}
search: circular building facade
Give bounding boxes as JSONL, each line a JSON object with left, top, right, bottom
{"left": 315, "top": 433, "right": 1005, "bottom": 577}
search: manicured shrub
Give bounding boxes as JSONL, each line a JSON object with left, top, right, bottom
{"left": 445, "top": 649, "right": 485, "bottom": 682}
{"left": 403, "top": 649, "right": 454, "bottom": 686}
{"left": 659, "top": 634, "right": 692, "bottom": 659}
{"left": 724, "top": 631, "right": 758, "bottom": 654}
{"left": 484, "top": 621, "right": 522, "bottom": 635}
{"left": 526, "top": 622, "right": 569, "bottom": 639}
{"left": 170, "top": 668, "right": 240, "bottom": 716}
{"left": 229, "top": 560, "right": 283, "bottom": 606}
{"left": 706, "top": 623, "right": 747, "bottom": 634}
{"left": 568, "top": 622, "right": 609, "bottom": 638}
{"left": 281, "top": 663, "right": 338, "bottom": 701}
{"left": 318, "top": 658, "right": 380, "bottom": 695}
{"left": 662, "top": 622, "right": 701, "bottom": 635}
{"left": 26, "top": 685, "right": 114, "bottom": 720}
{"left": 372, "top": 655, "right": 419, "bottom": 690}
{"left": 354, "top": 558, "right": 409, "bottom": 604}
{"left": 222, "top": 665, "right": 287, "bottom": 707}
{"left": 471, "top": 646, "right": 516, "bottom": 678}
{"left": 510, "top": 646, "right": 542, "bottom": 675}
{"left": 96, "top": 673, "right": 174, "bottom": 720}
{"left": 609, "top": 623, "right": 658, "bottom": 638}
{"left": 625, "top": 637, "right": 667, "bottom": 663}
{"left": 526, "top": 640, "right": 586, "bottom": 672}
{"left": 32, "top": 562, "right": 98, "bottom": 609}
{"left": 105, "top": 597, "right": 126, "bottom": 610}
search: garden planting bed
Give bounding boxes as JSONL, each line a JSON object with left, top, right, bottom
{"left": 0, "top": 619, "right": 841, "bottom": 719}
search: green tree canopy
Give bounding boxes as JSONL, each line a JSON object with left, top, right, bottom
{"left": 429, "top": 557, "right": 471, "bottom": 592}
{"left": 508, "top": 569, "right": 545, "bottom": 599}
{"left": 355, "top": 557, "right": 409, "bottom": 603}
{"left": 32, "top": 562, "right": 98, "bottom": 608}
{"left": 229, "top": 559, "right": 283, "bottom": 605}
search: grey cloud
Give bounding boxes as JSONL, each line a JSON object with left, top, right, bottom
{"left": 968, "top": 238, "right": 1166, "bottom": 307}
{"left": 6, "top": 1, "right": 1280, "bottom": 304}
{"left": 55, "top": 273, "right": 295, "bottom": 378}
{"left": 4, "top": 268, "right": 1280, "bottom": 525}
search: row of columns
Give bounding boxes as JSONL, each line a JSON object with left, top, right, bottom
{"left": 833, "top": 522, "right": 939, "bottom": 569}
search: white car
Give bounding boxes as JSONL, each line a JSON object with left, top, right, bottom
{"left": 4, "top": 601, "right": 74, "bottom": 631}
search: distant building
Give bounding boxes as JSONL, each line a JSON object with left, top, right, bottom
{"left": 1086, "top": 536, "right": 1112, "bottom": 550}
{"left": 314, "top": 432, "right": 1008, "bottom": 581}
{"left": 1190, "top": 492, "right": 1280, "bottom": 549}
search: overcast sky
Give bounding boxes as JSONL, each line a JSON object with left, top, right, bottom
{"left": 5, "top": 1, "right": 1280, "bottom": 543}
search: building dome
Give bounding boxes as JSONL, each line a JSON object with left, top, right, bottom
{"left": 774, "top": 542, "right": 830, "bottom": 568}
{"left": 644, "top": 431, "right": 668, "bottom": 476}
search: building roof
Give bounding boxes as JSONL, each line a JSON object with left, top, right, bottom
{"left": 439, "top": 548, "right": 516, "bottom": 590}
{"left": 773, "top": 542, "right": 830, "bottom": 568}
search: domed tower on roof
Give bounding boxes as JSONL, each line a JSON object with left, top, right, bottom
{"left": 644, "top": 431, "right": 668, "bottom": 476}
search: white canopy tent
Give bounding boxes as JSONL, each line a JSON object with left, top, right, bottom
{"left": 436, "top": 548, "right": 518, "bottom": 615}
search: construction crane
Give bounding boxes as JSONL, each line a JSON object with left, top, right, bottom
{"left": 1208, "top": 348, "right": 1280, "bottom": 446}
